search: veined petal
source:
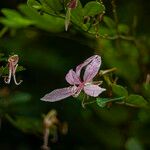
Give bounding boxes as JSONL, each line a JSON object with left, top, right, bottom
{"left": 75, "top": 64, "right": 83, "bottom": 77}
{"left": 41, "top": 86, "right": 77, "bottom": 102}
{"left": 76, "top": 55, "right": 101, "bottom": 77}
{"left": 84, "top": 84, "right": 106, "bottom": 97}
{"left": 72, "top": 85, "right": 83, "bottom": 97}
{"left": 65, "top": 69, "right": 81, "bottom": 85}
{"left": 83, "top": 55, "right": 101, "bottom": 82}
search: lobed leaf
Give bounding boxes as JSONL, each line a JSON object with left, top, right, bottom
{"left": 96, "top": 98, "right": 108, "bottom": 107}
{"left": 27, "top": 0, "right": 42, "bottom": 9}
{"left": 103, "top": 16, "right": 115, "bottom": 28}
{"left": 6, "top": 115, "right": 42, "bottom": 134}
{"left": 96, "top": 97, "right": 125, "bottom": 108}
{"left": 19, "top": 4, "right": 65, "bottom": 32}
{"left": 126, "top": 94, "right": 148, "bottom": 108}
{"left": 0, "top": 9, "right": 33, "bottom": 28}
{"left": 112, "top": 84, "right": 128, "bottom": 97}
{"left": 0, "top": 65, "right": 25, "bottom": 75}
{"left": 118, "top": 24, "right": 129, "bottom": 34}
{"left": 42, "top": 0, "right": 63, "bottom": 12}
{"left": 71, "top": 4, "right": 84, "bottom": 28}
{"left": 142, "top": 83, "right": 150, "bottom": 101}
{"left": 83, "top": 1, "right": 105, "bottom": 17}
{"left": 9, "top": 92, "right": 31, "bottom": 105}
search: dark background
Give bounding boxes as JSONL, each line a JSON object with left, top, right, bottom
{"left": 0, "top": 0, "right": 150, "bottom": 150}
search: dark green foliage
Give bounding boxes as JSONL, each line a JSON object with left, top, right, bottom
{"left": 112, "top": 84, "right": 128, "bottom": 97}
{"left": 83, "top": 1, "right": 105, "bottom": 17}
{"left": 126, "top": 94, "right": 148, "bottom": 108}
{"left": 0, "top": 0, "right": 149, "bottom": 150}
{"left": 1, "top": 9, "right": 33, "bottom": 28}
{"left": 96, "top": 97, "right": 125, "bottom": 108}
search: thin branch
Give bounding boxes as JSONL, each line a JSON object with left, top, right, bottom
{"left": 82, "top": 100, "right": 96, "bottom": 107}
{"left": 111, "top": 0, "right": 119, "bottom": 29}
{"left": 99, "top": 67, "right": 117, "bottom": 76}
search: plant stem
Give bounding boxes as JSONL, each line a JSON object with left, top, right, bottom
{"left": 99, "top": 67, "right": 117, "bottom": 76}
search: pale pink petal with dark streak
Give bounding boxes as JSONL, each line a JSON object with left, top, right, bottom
{"left": 41, "top": 86, "right": 77, "bottom": 102}
{"left": 75, "top": 64, "right": 83, "bottom": 77}
{"left": 83, "top": 55, "right": 101, "bottom": 82}
{"left": 76, "top": 55, "right": 100, "bottom": 77}
{"left": 65, "top": 69, "right": 81, "bottom": 85}
{"left": 83, "top": 84, "right": 106, "bottom": 97}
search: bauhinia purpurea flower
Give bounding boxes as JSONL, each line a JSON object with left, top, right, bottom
{"left": 4, "top": 55, "right": 23, "bottom": 85}
{"left": 41, "top": 55, "right": 106, "bottom": 102}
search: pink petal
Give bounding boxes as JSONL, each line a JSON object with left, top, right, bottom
{"left": 84, "top": 84, "right": 106, "bottom": 97}
{"left": 8, "top": 55, "right": 19, "bottom": 66}
{"left": 75, "top": 64, "right": 83, "bottom": 77}
{"left": 41, "top": 86, "right": 77, "bottom": 102}
{"left": 83, "top": 55, "right": 101, "bottom": 82}
{"left": 76, "top": 55, "right": 101, "bottom": 77}
{"left": 72, "top": 86, "right": 83, "bottom": 97}
{"left": 65, "top": 69, "right": 81, "bottom": 85}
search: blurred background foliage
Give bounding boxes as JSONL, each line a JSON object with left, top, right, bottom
{"left": 0, "top": 0, "right": 150, "bottom": 150}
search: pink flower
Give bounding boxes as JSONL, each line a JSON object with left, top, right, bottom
{"left": 41, "top": 55, "right": 106, "bottom": 102}
{"left": 4, "top": 55, "right": 23, "bottom": 85}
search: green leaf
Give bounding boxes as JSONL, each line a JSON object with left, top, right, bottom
{"left": 103, "top": 16, "right": 115, "bottom": 28}
{"left": 9, "top": 92, "right": 31, "bottom": 105}
{"left": 0, "top": 53, "right": 6, "bottom": 61}
{"left": 96, "top": 97, "right": 125, "bottom": 108}
{"left": 71, "top": 4, "right": 84, "bottom": 28}
{"left": 0, "top": 65, "right": 25, "bottom": 76}
{"left": 19, "top": 4, "right": 65, "bottom": 32}
{"left": 1, "top": 9, "right": 22, "bottom": 18}
{"left": 83, "top": 1, "right": 105, "bottom": 17}
{"left": 6, "top": 115, "right": 42, "bottom": 134}
{"left": 143, "top": 83, "right": 150, "bottom": 91}
{"left": 27, "top": 0, "right": 36, "bottom": 6}
{"left": 0, "top": 27, "right": 8, "bottom": 38}
{"left": 126, "top": 94, "right": 148, "bottom": 107}
{"left": 102, "top": 41, "right": 140, "bottom": 83}
{"left": 16, "top": 66, "right": 26, "bottom": 72}
{"left": 112, "top": 84, "right": 128, "bottom": 97}
{"left": 39, "top": 1, "right": 54, "bottom": 14}
{"left": 0, "top": 9, "right": 33, "bottom": 28}
{"left": 125, "top": 137, "right": 144, "bottom": 150}
{"left": 96, "top": 98, "right": 108, "bottom": 107}
{"left": 27, "top": 0, "right": 42, "bottom": 9}
{"left": 42, "top": 0, "right": 63, "bottom": 12}
{"left": 0, "top": 53, "right": 4, "bottom": 58}
{"left": 142, "top": 83, "right": 150, "bottom": 101}
{"left": 118, "top": 24, "right": 129, "bottom": 34}
{"left": 28, "top": 0, "right": 63, "bottom": 15}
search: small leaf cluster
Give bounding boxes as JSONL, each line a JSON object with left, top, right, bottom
{"left": 0, "top": 0, "right": 106, "bottom": 34}
{"left": 96, "top": 70, "right": 149, "bottom": 108}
